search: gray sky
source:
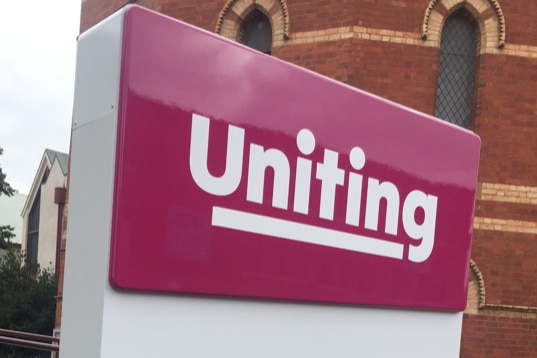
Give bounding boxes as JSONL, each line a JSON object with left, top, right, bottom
{"left": 0, "top": 1, "right": 81, "bottom": 194}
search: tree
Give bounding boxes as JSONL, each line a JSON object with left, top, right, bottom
{"left": 0, "top": 147, "right": 15, "bottom": 249}
{"left": 0, "top": 147, "right": 58, "bottom": 357}
{"left": 0, "top": 147, "right": 14, "bottom": 197}
{"left": 0, "top": 226, "right": 15, "bottom": 250}
{"left": 0, "top": 250, "right": 57, "bottom": 357}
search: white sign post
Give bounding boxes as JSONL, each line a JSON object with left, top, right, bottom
{"left": 60, "top": 6, "right": 479, "bottom": 357}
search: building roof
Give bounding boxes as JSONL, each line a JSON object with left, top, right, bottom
{"left": 45, "top": 149, "right": 69, "bottom": 176}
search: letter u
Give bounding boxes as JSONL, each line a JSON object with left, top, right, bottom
{"left": 189, "top": 113, "right": 244, "bottom": 196}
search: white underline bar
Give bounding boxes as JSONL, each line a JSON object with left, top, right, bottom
{"left": 212, "top": 206, "right": 404, "bottom": 260}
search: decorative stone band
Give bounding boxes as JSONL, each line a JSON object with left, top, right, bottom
{"left": 473, "top": 217, "right": 537, "bottom": 235}
{"left": 472, "top": 183, "right": 537, "bottom": 234}
{"left": 275, "top": 26, "right": 537, "bottom": 59}
{"left": 479, "top": 182, "right": 537, "bottom": 205}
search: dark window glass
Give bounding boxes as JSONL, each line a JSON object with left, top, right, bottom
{"left": 42, "top": 167, "right": 50, "bottom": 184}
{"left": 28, "top": 232, "right": 39, "bottom": 265}
{"left": 239, "top": 9, "right": 272, "bottom": 55}
{"left": 435, "top": 9, "right": 478, "bottom": 129}
{"left": 27, "top": 189, "right": 40, "bottom": 264}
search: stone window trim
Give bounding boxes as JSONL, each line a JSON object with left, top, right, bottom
{"left": 470, "top": 259, "right": 486, "bottom": 309}
{"left": 469, "top": 259, "right": 537, "bottom": 317}
{"left": 215, "top": 0, "right": 289, "bottom": 44}
{"left": 421, "top": 0, "right": 505, "bottom": 50}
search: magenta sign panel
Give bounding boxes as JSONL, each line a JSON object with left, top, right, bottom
{"left": 109, "top": 6, "right": 480, "bottom": 311}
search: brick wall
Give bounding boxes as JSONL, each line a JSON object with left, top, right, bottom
{"left": 501, "top": 2, "right": 537, "bottom": 47}
{"left": 472, "top": 230, "right": 537, "bottom": 307}
{"left": 80, "top": 0, "right": 125, "bottom": 33}
{"left": 277, "top": 38, "right": 439, "bottom": 114}
{"left": 476, "top": 54, "right": 537, "bottom": 184}
{"left": 70, "top": 0, "right": 537, "bottom": 356}
{"left": 461, "top": 314, "right": 537, "bottom": 358}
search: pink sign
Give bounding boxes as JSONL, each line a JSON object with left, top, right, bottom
{"left": 109, "top": 6, "right": 480, "bottom": 310}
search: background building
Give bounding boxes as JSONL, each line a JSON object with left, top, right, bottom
{"left": 59, "top": 0, "right": 537, "bottom": 355}
{"left": 21, "top": 149, "right": 67, "bottom": 273}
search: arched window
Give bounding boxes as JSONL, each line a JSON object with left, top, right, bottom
{"left": 238, "top": 9, "right": 272, "bottom": 55}
{"left": 435, "top": 9, "right": 479, "bottom": 129}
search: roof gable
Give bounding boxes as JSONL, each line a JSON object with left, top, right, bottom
{"left": 21, "top": 149, "right": 69, "bottom": 217}
{"left": 45, "top": 149, "right": 69, "bottom": 176}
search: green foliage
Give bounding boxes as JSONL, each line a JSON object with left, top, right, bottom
{"left": 0, "top": 148, "right": 54, "bottom": 356}
{"left": 0, "top": 249, "right": 58, "bottom": 357}
{"left": 0, "top": 147, "right": 15, "bottom": 250}
{"left": 0, "top": 147, "right": 14, "bottom": 198}
{"left": 0, "top": 226, "right": 15, "bottom": 250}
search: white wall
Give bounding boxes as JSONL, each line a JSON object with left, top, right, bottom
{"left": 37, "top": 160, "right": 65, "bottom": 271}
{"left": 0, "top": 192, "right": 27, "bottom": 245}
